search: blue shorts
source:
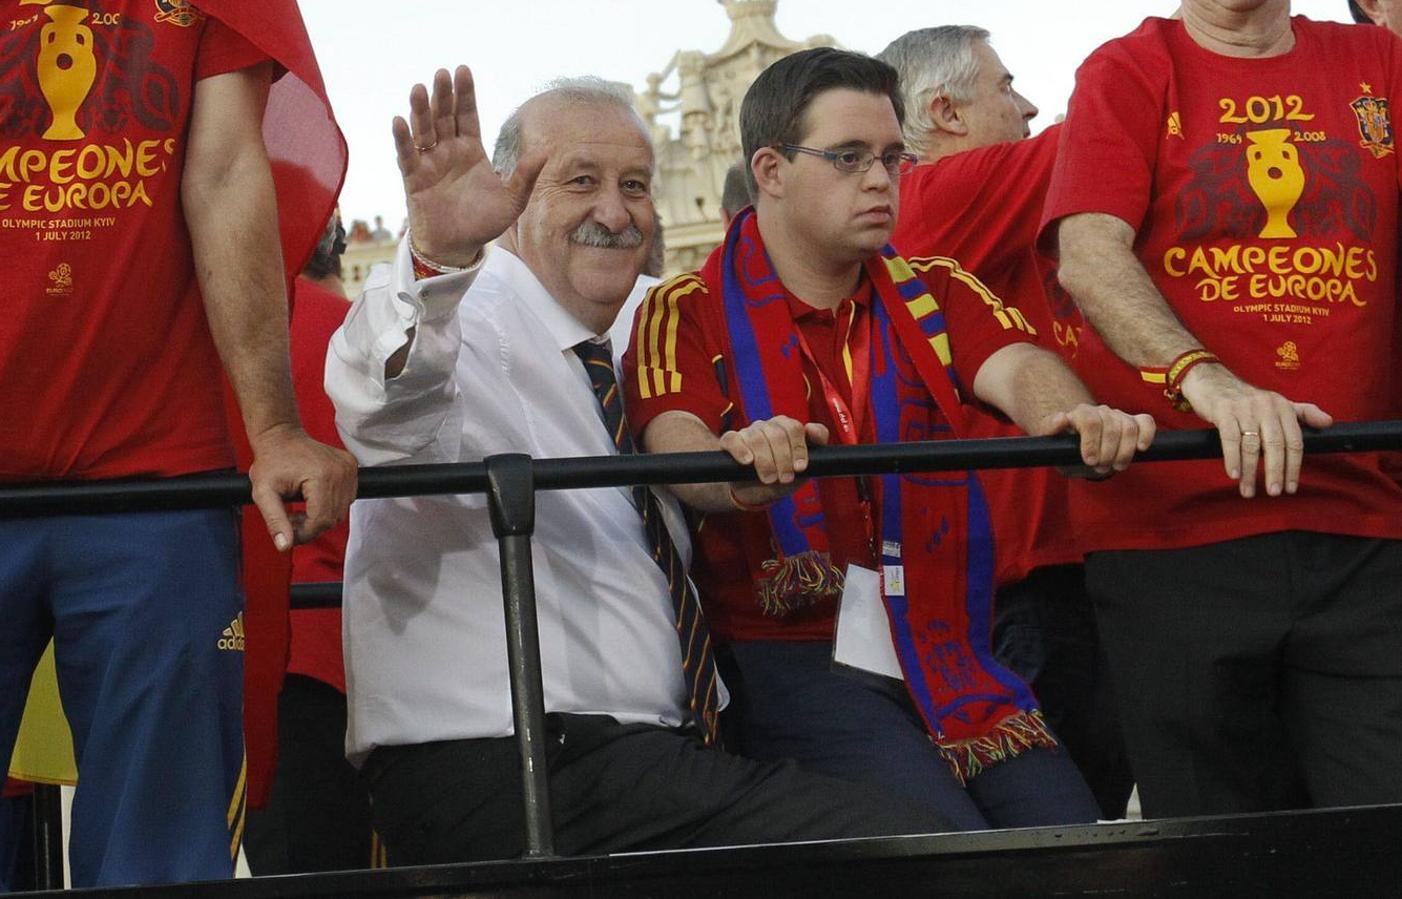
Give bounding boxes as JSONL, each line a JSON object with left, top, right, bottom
{"left": 0, "top": 508, "right": 244, "bottom": 887}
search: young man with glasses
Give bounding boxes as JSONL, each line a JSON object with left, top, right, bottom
{"left": 623, "top": 47, "right": 1151, "bottom": 830}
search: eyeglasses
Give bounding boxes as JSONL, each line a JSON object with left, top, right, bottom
{"left": 778, "top": 144, "right": 918, "bottom": 177}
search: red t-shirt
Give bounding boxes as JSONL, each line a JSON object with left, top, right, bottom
{"left": 285, "top": 276, "right": 349, "bottom": 692}
{"left": 0, "top": 3, "right": 265, "bottom": 480}
{"left": 623, "top": 259, "right": 1030, "bottom": 642}
{"left": 1041, "top": 16, "right": 1402, "bottom": 552}
{"left": 893, "top": 127, "right": 1085, "bottom": 586}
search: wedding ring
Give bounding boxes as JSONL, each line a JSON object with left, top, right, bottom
{"left": 414, "top": 139, "right": 438, "bottom": 152}
{"left": 1240, "top": 430, "right": 1260, "bottom": 438}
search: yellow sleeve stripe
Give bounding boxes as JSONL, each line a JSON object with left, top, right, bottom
{"left": 664, "top": 285, "right": 684, "bottom": 393}
{"left": 907, "top": 255, "right": 1037, "bottom": 336}
{"left": 633, "top": 284, "right": 659, "bottom": 399}
{"left": 646, "top": 284, "right": 668, "bottom": 397}
{"left": 634, "top": 275, "right": 704, "bottom": 399}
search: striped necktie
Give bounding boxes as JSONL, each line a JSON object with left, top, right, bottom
{"left": 573, "top": 339, "right": 720, "bottom": 745}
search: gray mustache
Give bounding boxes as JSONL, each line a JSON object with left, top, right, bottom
{"left": 569, "top": 221, "right": 644, "bottom": 249}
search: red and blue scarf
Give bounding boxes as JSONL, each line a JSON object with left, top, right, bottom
{"left": 702, "top": 209, "right": 1055, "bottom": 781}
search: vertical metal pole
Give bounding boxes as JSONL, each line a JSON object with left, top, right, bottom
{"left": 31, "top": 783, "right": 64, "bottom": 890}
{"left": 485, "top": 453, "right": 555, "bottom": 858}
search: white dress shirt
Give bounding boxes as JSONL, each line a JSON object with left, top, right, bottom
{"left": 607, "top": 273, "right": 660, "bottom": 356}
{"left": 327, "top": 238, "right": 716, "bottom": 764}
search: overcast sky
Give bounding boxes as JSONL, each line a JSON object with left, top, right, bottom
{"left": 301, "top": 1, "right": 1356, "bottom": 228}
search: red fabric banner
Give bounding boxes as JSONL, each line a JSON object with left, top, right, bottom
{"left": 199, "top": 0, "right": 346, "bottom": 808}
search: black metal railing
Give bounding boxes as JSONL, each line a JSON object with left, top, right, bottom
{"left": 8, "top": 420, "right": 1402, "bottom": 878}
{"left": 5, "top": 422, "right": 1402, "bottom": 518}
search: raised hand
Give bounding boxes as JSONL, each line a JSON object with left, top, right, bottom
{"left": 392, "top": 65, "right": 547, "bottom": 266}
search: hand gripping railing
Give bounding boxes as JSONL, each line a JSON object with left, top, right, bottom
{"left": 5, "top": 420, "right": 1402, "bottom": 867}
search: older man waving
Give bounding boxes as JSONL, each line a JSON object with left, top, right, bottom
{"left": 325, "top": 65, "right": 948, "bottom": 865}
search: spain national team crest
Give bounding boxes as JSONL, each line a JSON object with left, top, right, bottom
{"left": 1351, "top": 94, "right": 1394, "bottom": 158}
{"left": 153, "top": 0, "right": 203, "bottom": 27}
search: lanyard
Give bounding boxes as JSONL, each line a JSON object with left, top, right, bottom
{"left": 789, "top": 296, "right": 876, "bottom": 556}
{"left": 790, "top": 297, "right": 872, "bottom": 447}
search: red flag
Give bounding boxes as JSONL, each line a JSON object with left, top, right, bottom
{"left": 2, "top": 777, "right": 34, "bottom": 800}
{"left": 198, "top": 0, "right": 347, "bottom": 808}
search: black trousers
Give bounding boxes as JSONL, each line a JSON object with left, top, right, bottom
{"left": 993, "top": 564, "right": 1134, "bottom": 819}
{"left": 361, "top": 713, "right": 949, "bottom": 865}
{"left": 1086, "top": 531, "right": 1402, "bottom": 818}
{"left": 243, "top": 676, "right": 374, "bottom": 874}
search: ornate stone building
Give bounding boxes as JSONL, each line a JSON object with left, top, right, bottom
{"left": 341, "top": 216, "right": 400, "bottom": 298}
{"left": 637, "top": 0, "right": 833, "bottom": 274}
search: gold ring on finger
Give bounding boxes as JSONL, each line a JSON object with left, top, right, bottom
{"left": 414, "top": 139, "right": 438, "bottom": 152}
{"left": 1241, "top": 430, "right": 1260, "bottom": 439}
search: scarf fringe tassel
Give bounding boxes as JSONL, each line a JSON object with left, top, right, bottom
{"left": 937, "top": 709, "right": 1059, "bottom": 786}
{"left": 757, "top": 551, "right": 845, "bottom": 616}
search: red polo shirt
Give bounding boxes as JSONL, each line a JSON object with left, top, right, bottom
{"left": 625, "top": 254, "right": 1029, "bottom": 641}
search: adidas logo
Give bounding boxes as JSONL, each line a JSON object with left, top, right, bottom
{"left": 218, "top": 613, "right": 245, "bottom": 652}
{"left": 1166, "top": 110, "right": 1184, "bottom": 139}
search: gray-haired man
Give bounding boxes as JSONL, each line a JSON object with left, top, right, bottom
{"left": 882, "top": 25, "right": 1133, "bottom": 819}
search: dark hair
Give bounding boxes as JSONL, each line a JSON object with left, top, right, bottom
{"left": 1350, "top": 1, "right": 1371, "bottom": 23}
{"left": 739, "top": 47, "right": 904, "bottom": 197}
{"left": 304, "top": 215, "right": 346, "bottom": 281}
{"left": 721, "top": 160, "right": 752, "bottom": 217}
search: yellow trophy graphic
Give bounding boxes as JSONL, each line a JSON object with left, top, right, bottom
{"left": 37, "top": 4, "right": 97, "bottom": 141}
{"left": 1245, "top": 129, "right": 1305, "bottom": 239}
